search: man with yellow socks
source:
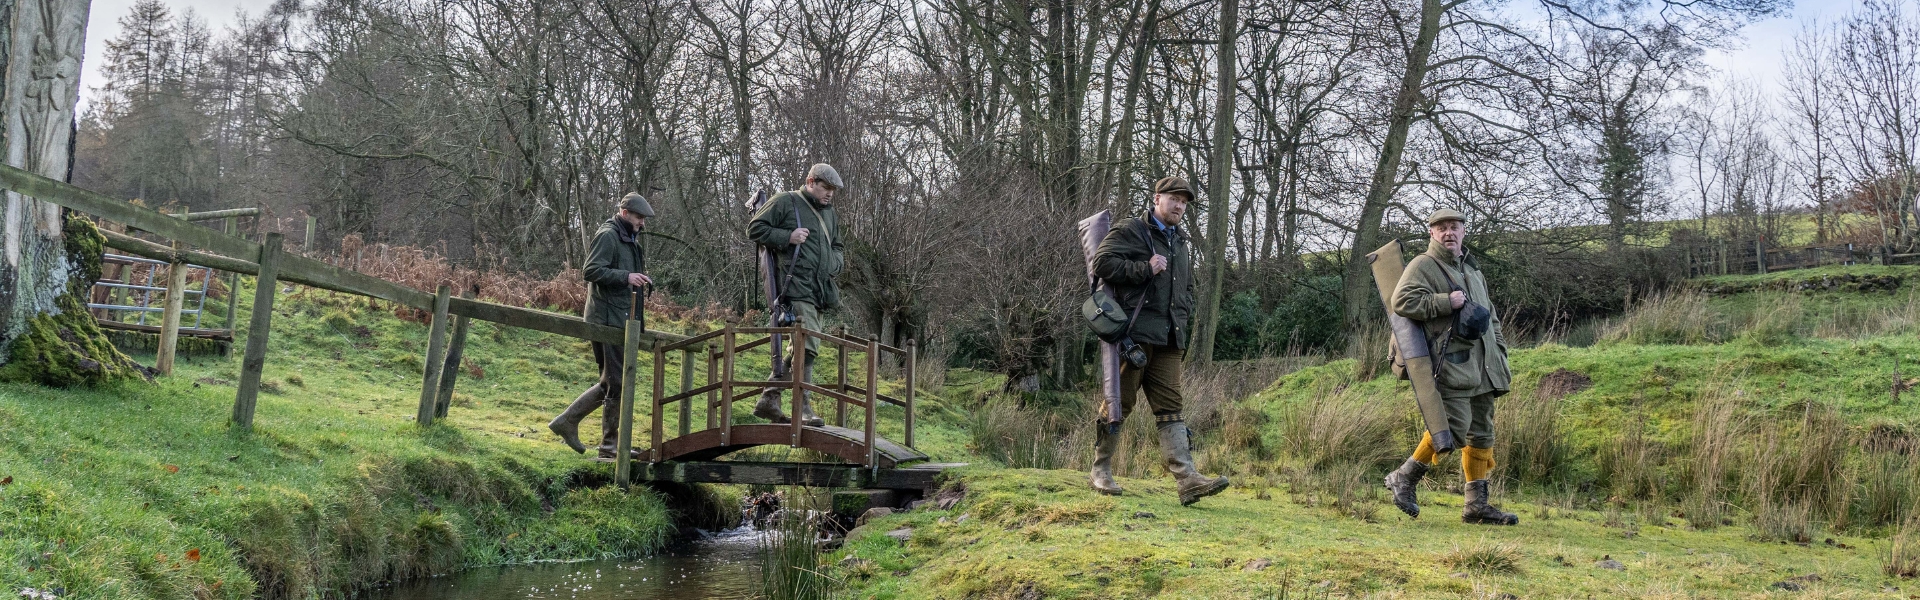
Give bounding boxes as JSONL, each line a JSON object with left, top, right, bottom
{"left": 1382, "top": 208, "right": 1517, "bottom": 525}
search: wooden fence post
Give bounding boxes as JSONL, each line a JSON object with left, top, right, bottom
{"left": 679, "top": 348, "right": 693, "bottom": 437}
{"left": 416, "top": 284, "right": 452, "bottom": 426}
{"left": 615, "top": 318, "right": 643, "bottom": 488}
{"left": 1755, "top": 238, "right": 1766, "bottom": 274}
{"left": 304, "top": 215, "right": 316, "bottom": 253}
{"left": 156, "top": 258, "right": 189, "bottom": 375}
{"left": 435, "top": 287, "right": 475, "bottom": 418}
{"left": 233, "top": 233, "right": 283, "bottom": 430}
{"left": 222, "top": 217, "right": 239, "bottom": 330}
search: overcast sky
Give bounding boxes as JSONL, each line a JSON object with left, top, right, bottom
{"left": 77, "top": 0, "right": 1864, "bottom": 112}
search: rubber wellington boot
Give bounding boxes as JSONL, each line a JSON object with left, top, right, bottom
{"left": 1384, "top": 458, "right": 1430, "bottom": 518}
{"left": 547, "top": 383, "right": 604, "bottom": 454}
{"left": 1089, "top": 423, "right": 1124, "bottom": 495}
{"left": 1462, "top": 480, "right": 1519, "bottom": 525}
{"left": 754, "top": 389, "right": 792, "bottom": 424}
{"left": 796, "top": 399, "right": 825, "bottom": 427}
{"left": 1158, "top": 421, "right": 1228, "bottom": 506}
{"left": 596, "top": 392, "right": 643, "bottom": 460}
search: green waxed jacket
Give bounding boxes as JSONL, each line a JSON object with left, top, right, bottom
{"left": 1092, "top": 215, "right": 1195, "bottom": 349}
{"left": 748, "top": 190, "right": 845, "bottom": 310}
{"left": 1390, "top": 243, "right": 1511, "bottom": 398}
{"left": 582, "top": 217, "right": 646, "bottom": 327}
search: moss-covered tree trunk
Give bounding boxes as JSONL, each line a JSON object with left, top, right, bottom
{"left": 0, "top": 0, "right": 145, "bottom": 385}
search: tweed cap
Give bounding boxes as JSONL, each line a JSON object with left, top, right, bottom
{"left": 618, "top": 192, "right": 656, "bottom": 217}
{"left": 1426, "top": 208, "right": 1466, "bottom": 227}
{"left": 1152, "top": 176, "right": 1196, "bottom": 202}
{"left": 807, "top": 163, "right": 844, "bottom": 188}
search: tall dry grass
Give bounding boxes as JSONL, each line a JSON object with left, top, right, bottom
{"left": 969, "top": 397, "right": 1071, "bottom": 470}
{"left": 1275, "top": 381, "right": 1408, "bottom": 474}
{"left": 1887, "top": 511, "right": 1920, "bottom": 578}
{"left": 1493, "top": 377, "right": 1568, "bottom": 488}
{"left": 1681, "top": 384, "right": 1747, "bottom": 530}
{"left": 1600, "top": 291, "right": 1725, "bottom": 345}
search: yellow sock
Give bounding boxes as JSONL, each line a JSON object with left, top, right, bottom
{"left": 1463, "top": 446, "right": 1495, "bottom": 481}
{"left": 1411, "top": 431, "right": 1438, "bottom": 465}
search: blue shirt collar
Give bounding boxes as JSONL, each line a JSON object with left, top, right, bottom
{"left": 1148, "top": 213, "right": 1177, "bottom": 237}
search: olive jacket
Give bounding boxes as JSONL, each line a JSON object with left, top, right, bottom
{"left": 1092, "top": 214, "right": 1195, "bottom": 349}
{"left": 582, "top": 217, "right": 647, "bottom": 327}
{"left": 748, "top": 189, "right": 845, "bottom": 310}
{"left": 1390, "top": 243, "right": 1511, "bottom": 398}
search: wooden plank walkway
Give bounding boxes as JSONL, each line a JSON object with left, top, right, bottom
{"left": 628, "top": 460, "right": 965, "bottom": 491}
{"left": 657, "top": 424, "right": 928, "bottom": 468}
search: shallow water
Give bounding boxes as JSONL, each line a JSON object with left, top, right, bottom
{"left": 365, "top": 528, "right": 765, "bottom": 600}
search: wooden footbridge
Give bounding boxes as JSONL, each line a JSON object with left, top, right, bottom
{"left": 0, "top": 164, "right": 956, "bottom": 493}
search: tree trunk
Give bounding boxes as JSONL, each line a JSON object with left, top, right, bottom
{"left": 0, "top": 0, "right": 145, "bottom": 385}
{"left": 1341, "top": 0, "right": 1442, "bottom": 343}
{"left": 1189, "top": 0, "right": 1236, "bottom": 366}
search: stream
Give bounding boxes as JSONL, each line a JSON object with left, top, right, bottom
{"left": 364, "top": 527, "right": 766, "bottom": 600}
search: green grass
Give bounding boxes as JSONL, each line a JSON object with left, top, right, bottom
{"left": 830, "top": 265, "right": 1920, "bottom": 598}
{"left": 0, "top": 283, "right": 689, "bottom": 598}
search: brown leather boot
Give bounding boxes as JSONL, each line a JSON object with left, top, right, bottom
{"left": 1089, "top": 422, "right": 1124, "bottom": 495}
{"left": 1158, "top": 420, "right": 1227, "bottom": 506}
{"left": 547, "top": 383, "right": 603, "bottom": 454}
{"left": 1462, "top": 480, "right": 1518, "bottom": 525}
{"left": 1384, "top": 458, "right": 1430, "bottom": 518}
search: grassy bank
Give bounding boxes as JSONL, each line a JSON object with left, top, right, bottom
{"left": 831, "top": 265, "right": 1920, "bottom": 598}
{"left": 0, "top": 286, "right": 698, "bottom": 598}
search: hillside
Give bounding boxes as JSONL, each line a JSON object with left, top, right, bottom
{"left": 833, "top": 265, "right": 1920, "bottom": 599}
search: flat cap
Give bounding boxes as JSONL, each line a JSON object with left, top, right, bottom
{"left": 1152, "top": 176, "right": 1196, "bottom": 201}
{"left": 807, "top": 163, "right": 844, "bottom": 189}
{"left": 618, "top": 192, "right": 656, "bottom": 217}
{"left": 1426, "top": 208, "right": 1466, "bottom": 227}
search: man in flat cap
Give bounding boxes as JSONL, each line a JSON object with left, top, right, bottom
{"left": 550, "top": 192, "right": 656, "bottom": 459}
{"left": 747, "top": 164, "right": 847, "bottom": 426}
{"left": 1088, "top": 176, "right": 1229, "bottom": 506}
{"left": 1383, "top": 207, "right": 1517, "bottom": 525}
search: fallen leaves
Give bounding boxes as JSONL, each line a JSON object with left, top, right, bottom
{"left": 186, "top": 548, "right": 201, "bottom": 562}
{"left": 1, "top": 475, "right": 12, "bottom": 485}
{"left": 163, "top": 465, "right": 180, "bottom": 474}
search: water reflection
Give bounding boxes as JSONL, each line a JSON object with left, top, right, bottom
{"left": 367, "top": 528, "right": 765, "bottom": 600}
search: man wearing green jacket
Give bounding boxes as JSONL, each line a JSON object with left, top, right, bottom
{"left": 549, "top": 192, "right": 655, "bottom": 459}
{"left": 1088, "top": 176, "right": 1229, "bottom": 506}
{"left": 747, "top": 164, "right": 847, "bottom": 427}
{"left": 1383, "top": 208, "right": 1518, "bottom": 525}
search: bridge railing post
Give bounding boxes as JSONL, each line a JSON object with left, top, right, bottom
{"left": 679, "top": 348, "right": 694, "bottom": 437}
{"left": 835, "top": 325, "right": 848, "bottom": 428}
{"left": 790, "top": 325, "right": 807, "bottom": 447}
{"left": 652, "top": 345, "right": 666, "bottom": 462}
{"left": 707, "top": 348, "right": 719, "bottom": 430}
{"left": 721, "top": 325, "right": 734, "bottom": 446}
{"left": 906, "top": 338, "right": 916, "bottom": 449}
{"left": 866, "top": 339, "right": 879, "bottom": 467}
